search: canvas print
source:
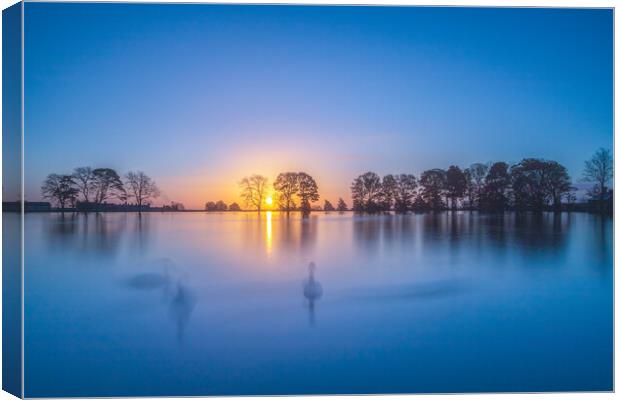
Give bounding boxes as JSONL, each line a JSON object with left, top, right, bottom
{"left": 2, "top": 3, "right": 614, "bottom": 397}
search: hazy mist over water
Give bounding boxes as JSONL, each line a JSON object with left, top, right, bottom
{"left": 22, "top": 211, "right": 612, "bottom": 396}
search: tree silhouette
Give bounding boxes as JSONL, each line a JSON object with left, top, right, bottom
{"left": 41, "top": 174, "right": 78, "bottom": 209}
{"left": 393, "top": 174, "right": 417, "bottom": 213}
{"left": 445, "top": 165, "right": 467, "bottom": 210}
{"left": 468, "top": 163, "right": 489, "bottom": 209}
{"left": 72, "top": 167, "right": 96, "bottom": 202}
{"left": 297, "top": 172, "right": 319, "bottom": 214}
{"left": 92, "top": 168, "right": 126, "bottom": 204}
{"left": 38, "top": 152, "right": 594, "bottom": 214}
{"left": 547, "top": 162, "right": 573, "bottom": 210}
{"left": 419, "top": 169, "right": 446, "bottom": 211}
{"left": 273, "top": 172, "right": 299, "bottom": 212}
{"left": 412, "top": 195, "right": 429, "bottom": 212}
{"left": 239, "top": 174, "right": 268, "bottom": 212}
{"left": 480, "top": 162, "right": 510, "bottom": 211}
{"left": 583, "top": 148, "right": 613, "bottom": 206}
{"left": 512, "top": 159, "right": 548, "bottom": 210}
{"left": 510, "top": 159, "right": 572, "bottom": 211}
{"left": 351, "top": 172, "right": 382, "bottom": 212}
{"left": 463, "top": 168, "right": 475, "bottom": 210}
{"left": 164, "top": 202, "right": 185, "bottom": 211}
{"left": 125, "top": 171, "right": 160, "bottom": 211}
{"left": 380, "top": 174, "right": 397, "bottom": 211}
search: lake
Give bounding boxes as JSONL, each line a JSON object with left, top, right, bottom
{"left": 21, "top": 211, "right": 612, "bottom": 396}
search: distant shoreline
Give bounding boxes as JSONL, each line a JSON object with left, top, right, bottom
{"left": 2, "top": 200, "right": 611, "bottom": 215}
{"left": 3, "top": 209, "right": 610, "bottom": 216}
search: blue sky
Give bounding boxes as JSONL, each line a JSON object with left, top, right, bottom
{"left": 24, "top": 4, "right": 612, "bottom": 208}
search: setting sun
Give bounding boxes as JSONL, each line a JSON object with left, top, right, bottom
{"left": 265, "top": 196, "right": 273, "bottom": 206}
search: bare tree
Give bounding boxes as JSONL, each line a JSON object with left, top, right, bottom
{"left": 239, "top": 174, "right": 268, "bottom": 212}
{"left": 337, "top": 198, "right": 348, "bottom": 211}
{"left": 72, "top": 167, "right": 96, "bottom": 203}
{"left": 273, "top": 172, "right": 299, "bottom": 212}
{"left": 125, "top": 171, "right": 160, "bottom": 211}
{"left": 92, "top": 168, "right": 126, "bottom": 204}
{"left": 583, "top": 148, "right": 613, "bottom": 201}
{"left": 41, "top": 174, "right": 78, "bottom": 209}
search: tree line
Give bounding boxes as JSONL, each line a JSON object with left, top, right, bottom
{"left": 350, "top": 149, "right": 612, "bottom": 213}
{"left": 41, "top": 149, "right": 612, "bottom": 214}
{"left": 205, "top": 200, "right": 242, "bottom": 211}
{"left": 41, "top": 167, "right": 160, "bottom": 210}
{"left": 228, "top": 172, "right": 348, "bottom": 214}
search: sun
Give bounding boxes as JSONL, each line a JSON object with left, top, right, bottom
{"left": 265, "top": 196, "right": 273, "bottom": 206}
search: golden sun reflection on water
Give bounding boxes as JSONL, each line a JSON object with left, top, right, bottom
{"left": 266, "top": 211, "right": 273, "bottom": 255}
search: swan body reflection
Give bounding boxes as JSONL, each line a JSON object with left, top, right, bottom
{"left": 125, "top": 258, "right": 196, "bottom": 342}
{"left": 303, "top": 262, "right": 323, "bottom": 325}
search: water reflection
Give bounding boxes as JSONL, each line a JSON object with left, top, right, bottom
{"left": 169, "top": 282, "right": 196, "bottom": 342}
{"left": 351, "top": 279, "right": 465, "bottom": 302}
{"left": 513, "top": 212, "right": 567, "bottom": 248}
{"left": 265, "top": 211, "right": 273, "bottom": 255}
{"left": 49, "top": 212, "right": 78, "bottom": 237}
{"left": 93, "top": 213, "right": 127, "bottom": 256}
{"left": 131, "top": 213, "right": 151, "bottom": 255}
{"left": 239, "top": 212, "right": 319, "bottom": 258}
{"left": 299, "top": 216, "right": 318, "bottom": 252}
{"left": 44, "top": 212, "right": 127, "bottom": 259}
{"left": 352, "top": 216, "right": 382, "bottom": 255}
{"left": 589, "top": 214, "right": 613, "bottom": 274}
{"left": 350, "top": 211, "right": 574, "bottom": 265}
{"left": 125, "top": 258, "right": 196, "bottom": 342}
{"left": 25, "top": 211, "right": 613, "bottom": 396}
{"left": 127, "top": 272, "right": 169, "bottom": 290}
{"left": 302, "top": 262, "right": 323, "bottom": 325}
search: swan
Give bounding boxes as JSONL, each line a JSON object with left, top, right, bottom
{"left": 303, "top": 262, "right": 323, "bottom": 301}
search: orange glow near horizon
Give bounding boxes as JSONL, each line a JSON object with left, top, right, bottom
{"left": 157, "top": 159, "right": 352, "bottom": 210}
{"left": 158, "top": 176, "right": 350, "bottom": 210}
{"left": 150, "top": 142, "right": 354, "bottom": 209}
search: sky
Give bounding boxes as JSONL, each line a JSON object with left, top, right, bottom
{"left": 3, "top": 3, "right": 21, "bottom": 203}
{"left": 23, "top": 4, "right": 612, "bottom": 209}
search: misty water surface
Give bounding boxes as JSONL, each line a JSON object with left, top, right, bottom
{"left": 22, "top": 211, "right": 612, "bottom": 396}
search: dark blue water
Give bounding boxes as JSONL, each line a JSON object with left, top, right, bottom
{"left": 23, "top": 211, "right": 612, "bottom": 396}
